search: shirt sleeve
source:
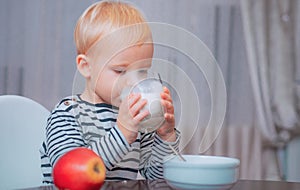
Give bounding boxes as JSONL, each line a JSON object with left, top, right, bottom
{"left": 46, "top": 107, "right": 131, "bottom": 171}
{"left": 139, "top": 129, "right": 181, "bottom": 179}
{"left": 87, "top": 124, "right": 132, "bottom": 170}
{"left": 46, "top": 109, "right": 86, "bottom": 166}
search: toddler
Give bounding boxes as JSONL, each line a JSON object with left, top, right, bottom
{"left": 40, "top": 0, "right": 180, "bottom": 183}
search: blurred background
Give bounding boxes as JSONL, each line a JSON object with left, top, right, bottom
{"left": 0, "top": 0, "right": 299, "bottom": 182}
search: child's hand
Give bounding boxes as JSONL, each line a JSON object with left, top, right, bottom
{"left": 117, "top": 93, "right": 149, "bottom": 144}
{"left": 156, "top": 87, "right": 176, "bottom": 142}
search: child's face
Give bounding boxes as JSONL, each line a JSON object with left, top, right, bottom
{"left": 88, "top": 43, "right": 154, "bottom": 106}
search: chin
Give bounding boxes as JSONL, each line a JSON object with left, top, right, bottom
{"left": 109, "top": 98, "right": 121, "bottom": 107}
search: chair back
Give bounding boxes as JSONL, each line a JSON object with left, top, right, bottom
{"left": 0, "top": 95, "right": 49, "bottom": 189}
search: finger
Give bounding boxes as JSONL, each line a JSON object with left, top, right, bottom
{"left": 128, "top": 93, "right": 141, "bottom": 108}
{"left": 161, "top": 92, "right": 173, "bottom": 103}
{"left": 164, "top": 113, "right": 175, "bottom": 123}
{"left": 163, "top": 86, "right": 170, "bottom": 94}
{"left": 161, "top": 87, "right": 173, "bottom": 102}
{"left": 134, "top": 110, "right": 150, "bottom": 123}
{"left": 130, "top": 99, "right": 147, "bottom": 117}
{"left": 161, "top": 99, "right": 174, "bottom": 114}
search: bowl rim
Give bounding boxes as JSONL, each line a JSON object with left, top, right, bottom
{"left": 163, "top": 154, "right": 240, "bottom": 168}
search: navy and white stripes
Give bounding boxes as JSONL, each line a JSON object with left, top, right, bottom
{"left": 40, "top": 95, "right": 180, "bottom": 183}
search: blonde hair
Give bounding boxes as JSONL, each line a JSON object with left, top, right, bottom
{"left": 74, "top": 1, "right": 152, "bottom": 55}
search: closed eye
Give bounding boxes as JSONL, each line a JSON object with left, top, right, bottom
{"left": 114, "top": 69, "right": 125, "bottom": 74}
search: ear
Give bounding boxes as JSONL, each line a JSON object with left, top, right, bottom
{"left": 76, "top": 54, "right": 91, "bottom": 78}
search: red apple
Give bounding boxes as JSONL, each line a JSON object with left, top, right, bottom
{"left": 53, "top": 147, "right": 106, "bottom": 190}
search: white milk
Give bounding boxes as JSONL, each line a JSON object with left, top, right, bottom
{"left": 120, "top": 78, "right": 165, "bottom": 133}
{"left": 139, "top": 93, "right": 165, "bottom": 133}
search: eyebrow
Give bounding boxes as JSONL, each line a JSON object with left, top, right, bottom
{"left": 110, "top": 62, "right": 130, "bottom": 67}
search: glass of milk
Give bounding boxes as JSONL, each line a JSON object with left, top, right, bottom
{"left": 120, "top": 69, "right": 165, "bottom": 133}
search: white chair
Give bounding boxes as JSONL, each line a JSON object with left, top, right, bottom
{"left": 0, "top": 95, "right": 50, "bottom": 189}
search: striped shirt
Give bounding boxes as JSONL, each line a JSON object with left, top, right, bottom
{"left": 40, "top": 95, "right": 180, "bottom": 183}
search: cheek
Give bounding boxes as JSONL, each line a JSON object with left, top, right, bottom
{"left": 92, "top": 65, "right": 108, "bottom": 85}
{"left": 96, "top": 71, "right": 118, "bottom": 94}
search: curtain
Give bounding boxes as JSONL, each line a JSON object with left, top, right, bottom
{"left": 241, "top": 0, "right": 300, "bottom": 180}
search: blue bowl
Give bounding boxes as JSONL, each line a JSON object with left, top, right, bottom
{"left": 163, "top": 155, "right": 240, "bottom": 190}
